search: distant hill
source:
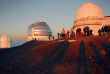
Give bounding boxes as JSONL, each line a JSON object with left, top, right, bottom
{"left": 0, "top": 35, "right": 110, "bottom": 74}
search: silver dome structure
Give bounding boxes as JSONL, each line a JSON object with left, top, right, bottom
{"left": 28, "top": 21, "right": 52, "bottom": 41}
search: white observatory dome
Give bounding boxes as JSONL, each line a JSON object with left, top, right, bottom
{"left": 75, "top": 2, "right": 104, "bottom": 20}
{"left": 0, "top": 35, "right": 12, "bottom": 48}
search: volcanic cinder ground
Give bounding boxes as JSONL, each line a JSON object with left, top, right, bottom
{"left": 0, "top": 35, "right": 110, "bottom": 74}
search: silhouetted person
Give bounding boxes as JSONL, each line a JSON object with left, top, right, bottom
{"left": 98, "top": 29, "right": 101, "bottom": 36}
{"left": 49, "top": 36, "right": 50, "bottom": 40}
{"left": 52, "top": 36, "right": 54, "bottom": 40}
{"left": 79, "top": 27, "right": 81, "bottom": 34}
{"left": 35, "top": 38, "right": 37, "bottom": 41}
{"left": 89, "top": 29, "right": 93, "bottom": 36}
{"left": 101, "top": 25, "right": 105, "bottom": 35}
{"left": 76, "top": 28, "right": 78, "bottom": 33}
{"left": 60, "top": 33, "right": 62, "bottom": 38}
{"left": 83, "top": 27, "right": 87, "bottom": 36}
{"left": 76, "top": 28, "right": 81, "bottom": 37}
{"left": 109, "top": 24, "right": 110, "bottom": 34}
{"left": 77, "top": 27, "right": 81, "bottom": 34}
{"left": 57, "top": 32, "right": 59, "bottom": 39}
{"left": 104, "top": 25, "right": 108, "bottom": 35}
{"left": 107, "top": 24, "right": 109, "bottom": 34}
{"left": 86, "top": 26, "right": 90, "bottom": 36}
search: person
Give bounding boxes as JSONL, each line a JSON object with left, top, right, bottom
{"left": 52, "top": 36, "right": 54, "bottom": 40}
{"left": 77, "top": 27, "right": 81, "bottom": 35}
{"left": 89, "top": 29, "right": 93, "bottom": 36}
{"left": 62, "top": 28, "right": 65, "bottom": 37}
{"left": 57, "top": 32, "right": 59, "bottom": 39}
{"left": 83, "top": 27, "right": 87, "bottom": 36}
{"left": 80, "top": 32, "right": 84, "bottom": 36}
{"left": 49, "top": 36, "right": 50, "bottom": 40}
{"left": 70, "top": 32, "right": 73, "bottom": 37}
{"left": 35, "top": 38, "right": 37, "bottom": 41}
{"left": 107, "top": 24, "right": 109, "bottom": 34}
{"left": 104, "top": 25, "right": 108, "bottom": 35}
{"left": 98, "top": 29, "right": 101, "bottom": 36}
{"left": 79, "top": 27, "right": 81, "bottom": 34}
{"left": 76, "top": 28, "right": 78, "bottom": 34}
{"left": 101, "top": 25, "right": 105, "bottom": 35}
{"left": 67, "top": 30, "right": 69, "bottom": 37}
{"left": 70, "top": 28, "right": 75, "bottom": 37}
{"left": 76, "top": 32, "right": 79, "bottom": 37}
{"left": 109, "top": 24, "right": 110, "bottom": 34}
{"left": 86, "top": 26, "right": 90, "bottom": 36}
{"left": 60, "top": 33, "right": 62, "bottom": 38}
{"left": 65, "top": 30, "right": 69, "bottom": 38}
{"left": 70, "top": 28, "right": 74, "bottom": 34}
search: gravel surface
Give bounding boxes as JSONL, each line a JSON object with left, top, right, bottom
{"left": 0, "top": 35, "right": 110, "bottom": 74}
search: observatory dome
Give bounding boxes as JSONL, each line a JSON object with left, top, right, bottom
{"left": 28, "top": 21, "right": 52, "bottom": 41}
{"left": 0, "top": 35, "right": 11, "bottom": 48}
{"left": 75, "top": 2, "right": 104, "bottom": 20}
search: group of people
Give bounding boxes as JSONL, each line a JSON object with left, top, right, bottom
{"left": 57, "top": 28, "right": 75, "bottom": 39}
{"left": 49, "top": 36, "right": 54, "bottom": 40}
{"left": 98, "top": 25, "right": 110, "bottom": 36}
{"left": 57, "top": 25, "right": 110, "bottom": 39}
{"left": 57, "top": 26, "right": 93, "bottom": 38}
{"left": 76, "top": 26, "right": 93, "bottom": 36}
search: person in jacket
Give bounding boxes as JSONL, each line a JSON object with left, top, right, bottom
{"left": 62, "top": 28, "right": 65, "bottom": 37}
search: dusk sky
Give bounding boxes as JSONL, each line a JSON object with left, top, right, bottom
{"left": 0, "top": 0, "right": 110, "bottom": 47}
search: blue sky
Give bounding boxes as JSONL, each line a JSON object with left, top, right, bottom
{"left": 0, "top": 0, "right": 110, "bottom": 47}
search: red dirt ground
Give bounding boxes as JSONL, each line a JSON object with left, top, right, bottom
{"left": 0, "top": 35, "right": 110, "bottom": 74}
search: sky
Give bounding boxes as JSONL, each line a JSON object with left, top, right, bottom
{"left": 0, "top": 0, "right": 110, "bottom": 47}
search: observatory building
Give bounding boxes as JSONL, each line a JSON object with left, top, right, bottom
{"left": 0, "top": 35, "right": 12, "bottom": 48}
{"left": 73, "top": 2, "right": 110, "bottom": 35}
{"left": 28, "top": 21, "right": 52, "bottom": 41}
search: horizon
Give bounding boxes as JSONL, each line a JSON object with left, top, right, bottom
{"left": 0, "top": 0, "right": 110, "bottom": 47}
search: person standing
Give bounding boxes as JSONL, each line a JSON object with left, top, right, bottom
{"left": 70, "top": 28, "right": 73, "bottom": 37}
{"left": 98, "top": 29, "right": 101, "bottom": 36}
{"left": 49, "top": 36, "right": 50, "bottom": 40}
{"left": 109, "top": 24, "right": 110, "bottom": 34}
{"left": 83, "top": 27, "right": 86, "bottom": 36}
{"left": 86, "top": 26, "right": 90, "bottom": 36}
{"left": 101, "top": 25, "right": 105, "bottom": 35}
{"left": 70, "top": 28, "right": 74, "bottom": 34}
{"left": 62, "top": 28, "right": 65, "bottom": 37}
{"left": 104, "top": 25, "right": 108, "bottom": 35}
{"left": 52, "top": 36, "right": 54, "bottom": 40}
{"left": 65, "top": 30, "right": 69, "bottom": 38}
{"left": 57, "top": 32, "right": 59, "bottom": 39}
{"left": 89, "top": 29, "right": 93, "bottom": 36}
{"left": 60, "top": 33, "right": 62, "bottom": 38}
{"left": 107, "top": 24, "right": 109, "bottom": 34}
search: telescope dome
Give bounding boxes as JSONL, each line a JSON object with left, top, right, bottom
{"left": 28, "top": 21, "right": 52, "bottom": 41}
{"left": 0, "top": 35, "right": 11, "bottom": 48}
{"left": 75, "top": 2, "right": 104, "bottom": 20}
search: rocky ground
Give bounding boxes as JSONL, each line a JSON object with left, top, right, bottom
{"left": 0, "top": 35, "right": 110, "bottom": 74}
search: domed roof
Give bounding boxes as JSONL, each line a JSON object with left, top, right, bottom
{"left": 32, "top": 21, "right": 52, "bottom": 32}
{"left": 0, "top": 35, "right": 11, "bottom": 42}
{"left": 28, "top": 21, "right": 52, "bottom": 36}
{"left": 75, "top": 2, "right": 104, "bottom": 20}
